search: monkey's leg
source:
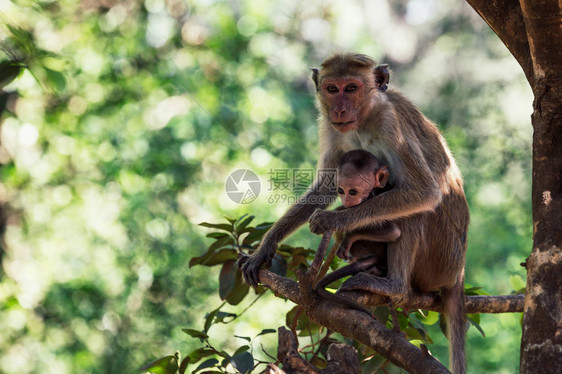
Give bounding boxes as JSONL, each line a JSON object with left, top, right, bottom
{"left": 339, "top": 273, "right": 407, "bottom": 299}
{"left": 315, "top": 255, "right": 380, "bottom": 291}
{"left": 315, "top": 256, "right": 383, "bottom": 315}
{"left": 339, "top": 243, "right": 412, "bottom": 302}
{"left": 336, "top": 223, "right": 400, "bottom": 260}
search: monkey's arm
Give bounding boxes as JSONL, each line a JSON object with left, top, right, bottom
{"left": 240, "top": 154, "right": 339, "bottom": 287}
{"left": 310, "top": 143, "right": 441, "bottom": 234}
{"left": 336, "top": 223, "right": 400, "bottom": 260}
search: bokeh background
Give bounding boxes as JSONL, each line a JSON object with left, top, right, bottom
{"left": 0, "top": 0, "right": 532, "bottom": 373}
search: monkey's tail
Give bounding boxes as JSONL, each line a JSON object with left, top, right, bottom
{"left": 442, "top": 273, "right": 466, "bottom": 374}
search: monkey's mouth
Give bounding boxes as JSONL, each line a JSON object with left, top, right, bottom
{"left": 332, "top": 121, "right": 357, "bottom": 132}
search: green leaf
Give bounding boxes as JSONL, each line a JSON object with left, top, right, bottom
{"left": 208, "top": 235, "right": 235, "bottom": 252}
{"left": 225, "top": 269, "right": 249, "bottom": 306}
{"left": 468, "top": 314, "right": 486, "bottom": 337}
{"left": 509, "top": 275, "right": 526, "bottom": 293}
{"left": 139, "top": 355, "right": 179, "bottom": 374}
{"left": 193, "top": 358, "right": 219, "bottom": 373}
{"left": 361, "top": 354, "right": 386, "bottom": 374}
{"left": 235, "top": 214, "right": 254, "bottom": 232}
{"left": 219, "top": 261, "right": 237, "bottom": 300}
{"left": 234, "top": 336, "right": 251, "bottom": 343}
{"left": 206, "top": 232, "right": 230, "bottom": 239}
{"left": 407, "top": 318, "right": 432, "bottom": 344}
{"left": 418, "top": 310, "right": 439, "bottom": 325}
{"left": 256, "top": 328, "right": 276, "bottom": 337}
{"left": 310, "top": 355, "right": 327, "bottom": 369}
{"left": 181, "top": 328, "right": 209, "bottom": 340}
{"left": 215, "top": 311, "right": 237, "bottom": 324}
{"left": 44, "top": 67, "right": 66, "bottom": 92}
{"left": 439, "top": 313, "right": 447, "bottom": 337}
{"left": 233, "top": 345, "right": 250, "bottom": 355}
{"left": 0, "top": 61, "right": 22, "bottom": 89}
{"left": 178, "top": 347, "right": 217, "bottom": 368}
{"left": 409, "top": 339, "right": 424, "bottom": 348}
{"left": 269, "top": 254, "right": 287, "bottom": 277}
{"left": 374, "top": 306, "right": 389, "bottom": 324}
{"left": 465, "top": 286, "right": 490, "bottom": 296}
{"left": 189, "top": 249, "right": 237, "bottom": 268}
{"left": 200, "top": 222, "right": 234, "bottom": 232}
{"left": 178, "top": 356, "right": 189, "bottom": 374}
{"left": 230, "top": 352, "right": 254, "bottom": 374}
{"left": 204, "top": 307, "right": 221, "bottom": 333}
{"left": 7, "top": 25, "right": 34, "bottom": 47}
{"left": 241, "top": 223, "right": 273, "bottom": 246}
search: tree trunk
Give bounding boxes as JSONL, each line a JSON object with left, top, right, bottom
{"left": 519, "top": 1, "right": 562, "bottom": 371}
{"left": 466, "top": 1, "right": 562, "bottom": 372}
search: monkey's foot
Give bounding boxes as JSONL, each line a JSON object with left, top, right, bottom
{"left": 340, "top": 272, "right": 405, "bottom": 300}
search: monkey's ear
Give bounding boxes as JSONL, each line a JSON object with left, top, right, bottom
{"left": 374, "top": 64, "right": 389, "bottom": 92}
{"left": 311, "top": 68, "right": 319, "bottom": 90}
{"left": 375, "top": 165, "right": 390, "bottom": 188}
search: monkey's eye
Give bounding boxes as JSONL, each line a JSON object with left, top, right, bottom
{"left": 337, "top": 187, "right": 344, "bottom": 194}
{"left": 349, "top": 189, "right": 357, "bottom": 196}
{"left": 326, "top": 85, "right": 338, "bottom": 93}
{"left": 344, "top": 84, "right": 357, "bottom": 92}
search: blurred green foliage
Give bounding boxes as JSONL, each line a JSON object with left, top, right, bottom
{"left": 0, "top": 0, "right": 531, "bottom": 373}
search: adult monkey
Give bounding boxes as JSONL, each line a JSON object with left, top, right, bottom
{"left": 239, "top": 53, "right": 469, "bottom": 374}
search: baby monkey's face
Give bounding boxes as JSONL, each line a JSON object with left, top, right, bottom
{"left": 337, "top": 163, "right": 376, "bottom": 208}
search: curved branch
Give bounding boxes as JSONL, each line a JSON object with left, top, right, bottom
{"left": 297, "top": 269, "right": 450, "bottom": 374}
{"left": 466, "top": 0, "right": 533, "bottom": 84}
{"left": 519, "top": 0, "right": 562, "bottom": 83}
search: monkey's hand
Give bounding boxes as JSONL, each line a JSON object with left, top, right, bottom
{"left": 336, "top": 238, "right": 352, "bottom": 261}
{"left": 309, "top": 209, "right": 344, "bottom": 234}
{"left": 238, "top": 241, "right": 277, "bottom": 288}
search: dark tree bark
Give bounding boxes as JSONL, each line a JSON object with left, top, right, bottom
{"left": 466, "top": 1, "right": 562, "bottom": 372}
{"left": 272, "top": 327, "right": 361, "bottom": 374}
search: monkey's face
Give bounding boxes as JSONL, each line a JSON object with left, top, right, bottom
{"left": 337, "top": 164, "right": 376, "bottom": 208}
{"left": 320, "top": 78, "right": 366, "bottom": 133}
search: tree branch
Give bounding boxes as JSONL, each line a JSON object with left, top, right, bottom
{"left": 465, "top": 0, "right": 533, "bottom": 84}
{"left": 259, "top": 265, "right": 524, "bottom": 374}
{"left": 298, "top": 267, "right": 450, "bottom": 373}
{"left": 275, "top": 327, "right": 362, "bottom": 374}
{"left": 259, "top": 269, "right": 525, "bottom": 314}
{"left": 519, "top": 0, "right": 562, "bottom": 83}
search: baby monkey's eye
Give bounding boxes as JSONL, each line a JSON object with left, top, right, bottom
{"left": 337, "top": 187, "right": 344, "bottom": 194}
{"left": 349, "top": 189, "right": 357, "bottom": 196}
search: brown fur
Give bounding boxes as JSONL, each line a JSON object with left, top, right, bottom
{"left": 315, "top": 150, "right": 400, "bottom": 314}
{"left": 240, "top": 53, "right": 469, "bottom": 374}
{"left": 334, "top": 149, "right": 399, "bottom": 260}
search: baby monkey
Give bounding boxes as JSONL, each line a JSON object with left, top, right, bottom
{"left": 315, "top": 150, "right": 401, "bottom": 312}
